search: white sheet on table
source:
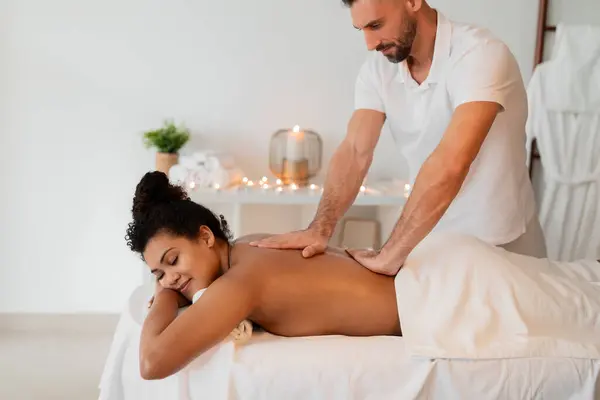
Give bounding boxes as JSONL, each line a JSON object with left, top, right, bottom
{"left": 101, "top": 285, "right": 600, "bottom": 400}
{"left": 115, "top": 329, "right": 600, "bottom": 400}
{"left": 395, "top": 233, "right": 600, "bottom": 360}
{"left": 98, "top": 288, "right": 142, "bottom": 400}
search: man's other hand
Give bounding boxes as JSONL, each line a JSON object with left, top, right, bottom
{"left": 345, "top": 248, "right": 403, "bottom": 276}
{"left": 249, "top": 229, "right": 329, "bottom": 258}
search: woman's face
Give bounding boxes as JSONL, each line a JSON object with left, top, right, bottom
{"left": 143, "top": 226, "right": 223, "bottom": 301}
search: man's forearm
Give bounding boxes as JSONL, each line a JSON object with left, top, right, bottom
{"left": 381, "top": 154, "right": 468, "bottom": 262}
{"left": 309, "top": 141, "right": 370, "bottom": 237}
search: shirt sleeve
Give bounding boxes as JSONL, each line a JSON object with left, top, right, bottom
{"left": 448, "top": 41, "right": 518, "bottom": 112}
{"left": 354, "top": 56, "right": 385, "bottom": 113}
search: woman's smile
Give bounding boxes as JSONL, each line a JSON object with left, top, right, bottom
{"left": 178, "top": 280, "right": 191, "bottom": 296}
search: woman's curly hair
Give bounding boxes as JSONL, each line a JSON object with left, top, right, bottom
{"left": 125, "top": 171, "right": 233, "bottom": 255}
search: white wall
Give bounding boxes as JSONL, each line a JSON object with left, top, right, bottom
{"left": 1, "top": 0, "right": 542, "bottom": 313}
{"left": 429, "top": 0, "right": 538, "bottom": 82}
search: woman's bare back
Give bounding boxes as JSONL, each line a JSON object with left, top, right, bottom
{"left": 231, "top": 234, "right": 402, "bottom": 338}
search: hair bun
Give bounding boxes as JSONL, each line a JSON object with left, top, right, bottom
{"left": 132, "top": 171, "right": 189, "bottom": 219}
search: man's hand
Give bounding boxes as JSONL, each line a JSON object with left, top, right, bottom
{"left": 345, "top": 248, "right": 403, "bottom": 276}
{"left": 248, "top": 228, "right": 330, "bottom": 258}
{"left": 249, "top": 110, "right": 384, "bottom": 259}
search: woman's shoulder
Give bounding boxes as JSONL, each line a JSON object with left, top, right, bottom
{"left": 227, "top": 234, "right": 276, "bottom": 277}
{"left": 234, "top": 234, "right": 348, "bottom": 258}
{"left": 234, "top": 233, "right": 271, "bottom": 244}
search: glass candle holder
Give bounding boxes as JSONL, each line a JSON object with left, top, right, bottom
{"left": 269, "top": 125, "right": 322, "bottom": 186}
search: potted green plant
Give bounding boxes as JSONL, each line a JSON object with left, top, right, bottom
{"left": 143, "top": 119, "right": 191, "bottom": 175}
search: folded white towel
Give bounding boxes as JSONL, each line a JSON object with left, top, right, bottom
{"left": 179, "top": 155, "right": 203, "bottom": 170}
{"left": 168, "top": 164, "right": 189, "bottom": 185}
{"left": 211, "top": 167, "right": 244, "bottom": 189}
{"left": 191, "top": 151, "right": 209, "bottom": 165}
{"left": 197, "top": 151, "right": 236, "bottom": 170}
{"left": 170, "top": 150, "right": 244, "bottom": 190}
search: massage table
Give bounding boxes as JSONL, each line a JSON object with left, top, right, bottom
{"left": 99, "top": 235, "right": 600, "bottom": 399}
{"left": 99, "top": 289, "right": 600, "bottom": 399}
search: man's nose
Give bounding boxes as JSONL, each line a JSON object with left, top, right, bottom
{"left": 364, "top": 32, "right": 380, "bottom": 52}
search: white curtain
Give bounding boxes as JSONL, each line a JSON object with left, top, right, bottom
{"left": 526, "top": 24, "right": 600, "bottom": 261}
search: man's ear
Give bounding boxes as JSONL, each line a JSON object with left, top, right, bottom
{"left": 198, "top": 226, "right": 216, "bottom": 248}
{"left": 406, "top": 0, "right": 422, "bottom": 12}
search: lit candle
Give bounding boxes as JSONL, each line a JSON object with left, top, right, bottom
{"left": 276, "top": 186, "right": 284, "bottom": 194}
{"left": 286, "top": 125, "right": 305, "bottom": 161}
{"left": 310, "top": 184, "right": 318, "bottom": 190}
{"left": 276, "top": 179, "right": 283, "bottom": 186}
{"left": 247, "top": 180, "right": 255, "bottom": 187}
{"left": 214, "top": 183, "right": 221, "bottom": 191}
{"left": 242, "top": 177, "right": 248, "bottom": 184}
{"left": 404, "top": 183, "right": 412, "bottom": 198}
{"left": 261, "top": 176, "right": 268, "bottom": 183}
{"left": 360, "top": 185, "right": 366, "bottom": 193}
{"left": 290, "top": 183, "right": 298, "bottom": 191}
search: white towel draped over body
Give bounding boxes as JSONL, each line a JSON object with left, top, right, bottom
{"left": 395, "top": 233, "right": 600, "bottom": 360}
{"left": 526, "top": 23, "right": 600, "bottom": 261}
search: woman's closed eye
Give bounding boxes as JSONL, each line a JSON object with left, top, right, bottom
{"left": 170, "top": 256, "right": 178, "bottom": 266}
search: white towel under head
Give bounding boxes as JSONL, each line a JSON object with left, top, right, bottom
{"left": 192, "top": 289, "right": 207, "bottom": 303}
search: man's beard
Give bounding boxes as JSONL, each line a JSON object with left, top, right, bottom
{"left": 376, "top": 17, "right": 417, "bottom": 63}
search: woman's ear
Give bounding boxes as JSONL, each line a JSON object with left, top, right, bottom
{"left": 198, "top": 226, "right": 216, "bottom": 248}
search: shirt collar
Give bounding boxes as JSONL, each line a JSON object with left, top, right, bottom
{"left": 428, "top": 11, "right": 452, "bottom": 83}
{"left": 397, "top": 10, "right": 452, "bottom": 85}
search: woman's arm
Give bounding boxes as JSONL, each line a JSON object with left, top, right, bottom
{"left": 139, "top": 272, "right": 256, "bottom": 380}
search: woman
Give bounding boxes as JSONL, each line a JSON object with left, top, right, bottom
{"left": 125, "top": 172, "right": 402, "bottom": 381}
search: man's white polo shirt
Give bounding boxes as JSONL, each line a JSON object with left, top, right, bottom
{"left": 355, "top": 11, "right": 536, "bottom": 245}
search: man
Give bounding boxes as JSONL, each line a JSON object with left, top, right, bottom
{"left": 251, "top": 0, "right": 547, "bottom": 275}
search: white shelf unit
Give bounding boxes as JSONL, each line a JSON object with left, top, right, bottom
{"left": 190, "top": 187, "right": 407, "bottom": 245}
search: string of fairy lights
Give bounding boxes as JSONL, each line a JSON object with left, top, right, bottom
{"left": 186, "top": 174, "right": 412, "bottom": 198}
